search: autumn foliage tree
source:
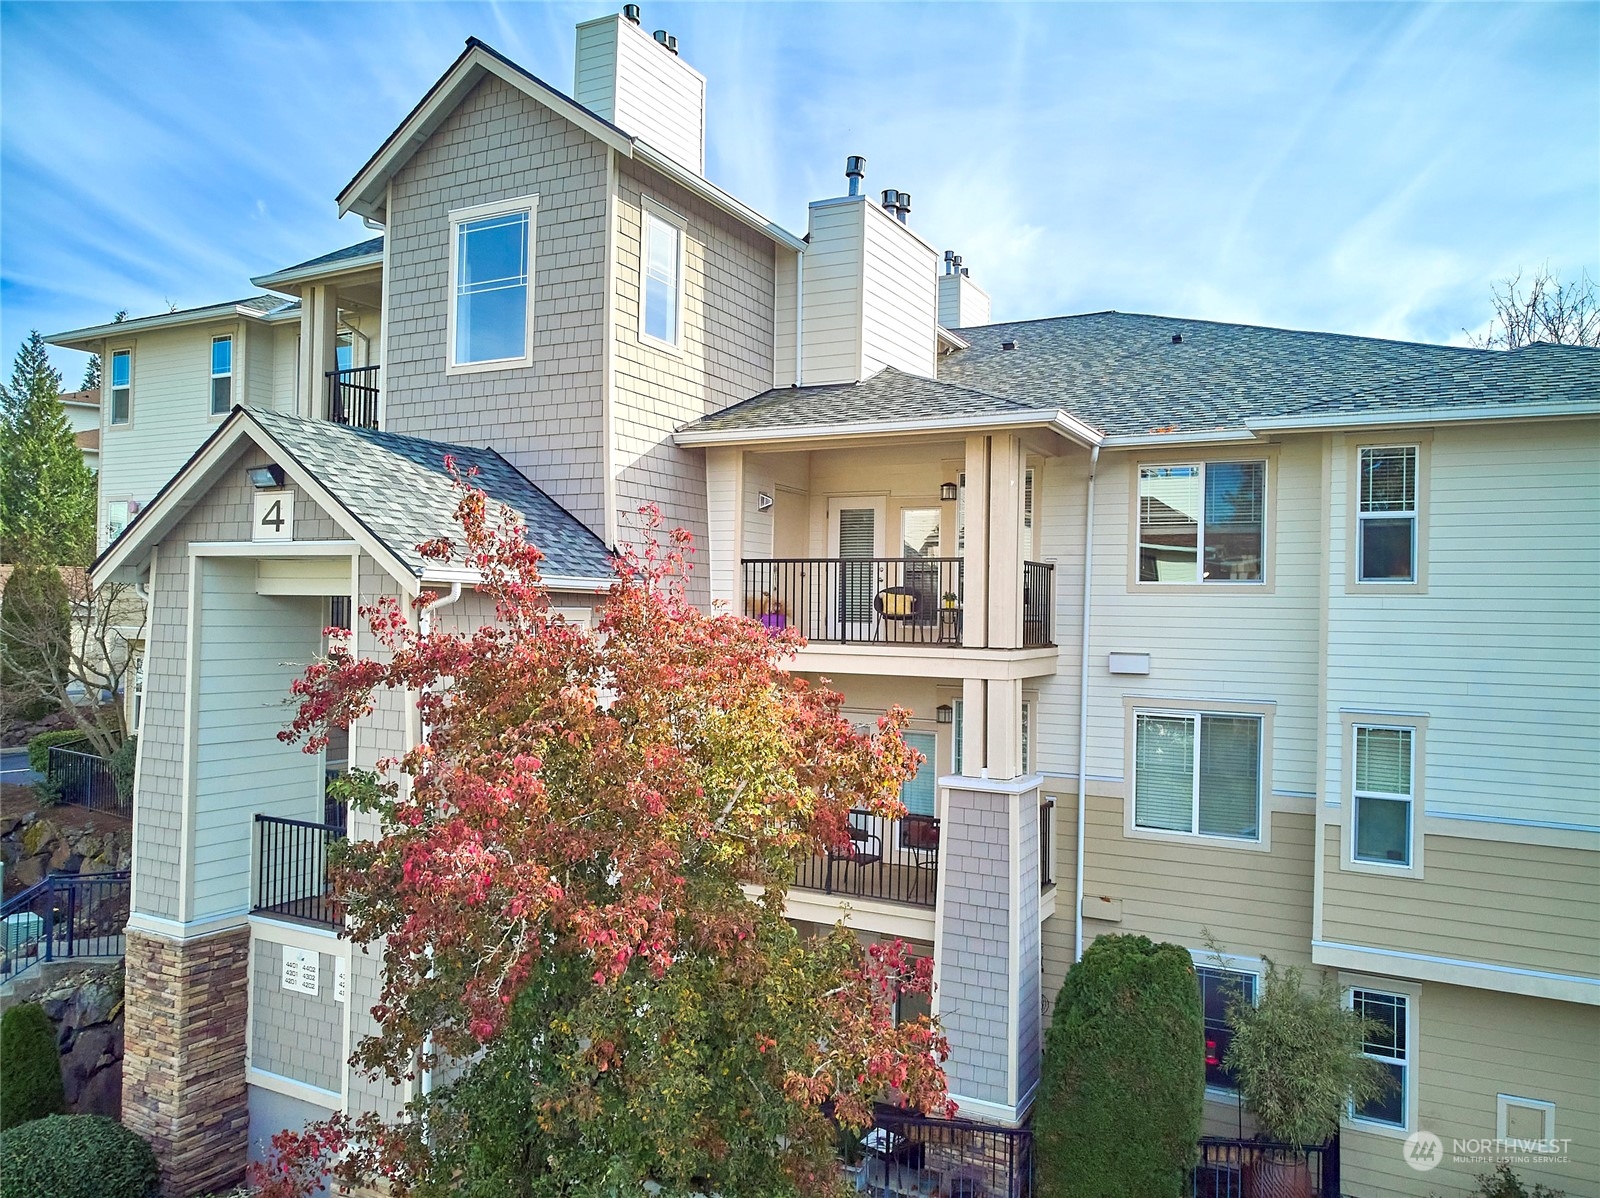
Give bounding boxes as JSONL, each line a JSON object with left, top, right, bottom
{"left": 254, "top": 479, "right": 952, "bottom": 1198}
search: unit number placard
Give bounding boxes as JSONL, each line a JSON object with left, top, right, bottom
{"left": 281, "top": 945, "right": 320, "bottom": 996}
{"left": 253, "top": 488, "right": 295, "bottom": 542}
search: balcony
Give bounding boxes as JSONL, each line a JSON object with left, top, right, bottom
{"left": 253, "top": 812, "right": 346, "bottom": 928}
{"left": 743, "top": 558, "right": 1054, "bottom": 649}
{"left": 325, "top": 365, "right": 380, "bottom": 429}
{"left": 794, "top": 810, "right": 939, "bottom": 909}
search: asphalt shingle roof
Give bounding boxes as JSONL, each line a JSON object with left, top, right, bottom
{"left": 685, "top": 312, "right": 1600, "bottom": 440}
{"left": 268, "top": 237, "right": 384, "bottom": 276}
{"left": 245, "top": 408, "right": 613, "bottom": 580}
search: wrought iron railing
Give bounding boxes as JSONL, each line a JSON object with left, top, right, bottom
{"left": 1023, "top": 560, "right": 1054, "bottom": 648}
{"left": 0, "top": 871, "right": 131, "bottom": 982}
{"left": 1191, "top": 1136, "right": 1339, "bottom": 1198}
{"left": 853, "top": 1105, "right": 1033, "bottom": 1198}
{"left": 743, "top": 557, "right": 964, "bottom": 646}
{"left": 794, "top": 809, "right": 939, "bottom": 908}
{"left": 1039, "top": 800, "right": 1054, "bottom": 889}
{"left": 46, "top": 743, "right": 128, "bottom": 817}
{"left": 325, "top": 365, "right": 380, "bottom": 429}
{"left": 253, "top": 814, "right": 345, "bottom": 928}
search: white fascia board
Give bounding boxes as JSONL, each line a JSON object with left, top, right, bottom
{"left": 47, "top": 303, "right": 279, "bottom": 351}
{"left": 250, "top": 252, "right": 384, "bottom": 292}
{"left": 338, "top": 46, "right": 634, "bottom": 222}
{"left": 90, "top": 413, "right": 422, "bottom": 598}
{"left": 936, "top": 326, "right": 972, "bottom": 351}
{"left": 632, "top": 142, "right": 805, "bottom": 251}
{"left": 419, "top": 565, "right": 613, "bottom": 593}
{"left": 674, "top": 407, "right": 1103, "bottom": 449}
{"left": 1247, "top": 400, "right": 1600, "bottom": 433}
{"left": 1101, "top": 428, "right": 1263, "bottom": 448}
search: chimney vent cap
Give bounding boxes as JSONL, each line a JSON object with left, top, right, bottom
{"left": 622, "top": 3, "right": 641, "bottom": 23}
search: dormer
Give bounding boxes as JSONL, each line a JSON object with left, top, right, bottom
{"left": 574, "top": 6, "right": 706, "bottom": 175}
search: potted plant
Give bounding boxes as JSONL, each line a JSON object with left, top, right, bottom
{"left": 750, "top": 592, "right": 787, "bottom": 632}
{"left": 1223, "top": 957, "right": 1393, "bottom": 1198}
{"left": 940, "top": 591, "right": 960, "bottom": 610}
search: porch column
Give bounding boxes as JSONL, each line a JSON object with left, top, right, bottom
{"left": 985, "top": 434, "right": 1026, "bottom": 650}
{"left": 704, "top": 446, "right": 744, "bottom": 612}
{"left": 932, "top": 772, "right": 1043, "bottom": 1124}
{"left": 298, "top": 284, "right": 339, "bottom": 420}
{"left": 961, "top": 435, "right": 990, "bottom": 648}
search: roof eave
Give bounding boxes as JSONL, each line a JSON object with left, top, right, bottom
{"left": 675, "top": 407, "right": 1103, "bottom": 448}
{"left": 632, "top": 143, "right": 806, "bottom": 252}
{"left": 1246, "top": 400, "right": 1600, "bottom": 434}
{"left": 251, "top": 252, "right": 384, "bottom": 293}
{"left": 47, "top": 303, "right": 283, "bottom": 351}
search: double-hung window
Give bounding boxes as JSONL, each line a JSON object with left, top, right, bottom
{"left": 1351, "top": 988, "right": 1409, "bottom": 1128}
{"left": 210, "top": 335, "right": 233, "bottom": 415}
{"left": 1196, "top": 966, "right": 1257, "bottom": 1093}
{"left": 449, "top": 197, "right": 535, "bottom": 369}
{"left": 109, "top": 350, "right": 132, "bottom": 425}
{"left": 641, "top": 206, "right": 684, "bottom": 348}
{"left": 1138, "top": 461, "right": 1266, "bottom": 583}
{"left": 1133, "top": 710, "right": 1261, "bottom": 839}
{"left": 1357, "top": 447, "right": 1417, "bottom": 582}
{"left": 1353, "top": 725, "right": 1414, "bottom": 866}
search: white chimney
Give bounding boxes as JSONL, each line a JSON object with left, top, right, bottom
{"left": 938, "top": 253, "right": 991, "bottom": 329}
{"left": 786, "top": 159, "right": 940, "bottom": 386}
{"left": 574, "top": 9, "right": 706, "bottom": 175}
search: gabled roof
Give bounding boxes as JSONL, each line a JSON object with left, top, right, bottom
{"left": 678, "top": 312, "right": 1600, "bottom": 447}
{"left": 59, "top": 389, "right": 99, "bottom": 410}
{"left": 47, "top": 296, "right": 291, "bottom": 351}
{"left": 337, "top": 38, "right": 803, "bottom": 251}
{"left": 93, "top": 407, "right": 614, "bottom": 595}
{"left": 252, "top": 237, "right": 384, "bottom": 290}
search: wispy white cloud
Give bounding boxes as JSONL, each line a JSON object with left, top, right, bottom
{"left": 2, "top": 0, "right": 1595, "bottom": 379}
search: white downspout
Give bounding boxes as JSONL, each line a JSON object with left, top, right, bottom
{"left": 416, "top": 581, "right": 461, "bottom": 1113}
{"left": 1073, "top": 445, "right": 1099, "bottom": 963}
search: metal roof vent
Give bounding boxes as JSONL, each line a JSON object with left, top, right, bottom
{"left": 944, "top": 250, "right": 956, "bottom": 275}
{"left": 895, "top": 191, "right": 911, "bottom": 223}
{"left": 881, "top": 188, "right": 900, "bottom": 214}
{"left": 846, "top": 155, "right": 866, "bottom": 197}
{"left": 1171, "top": 334, "right": 1182, "bottom": 344}
{"left": 652, "top": 28, "right": 678, "bottom": 54}
{"left": 1001, "top": 340, "right": 1017, "bottom": 351}
{"left": 622, "top": 3, "right": 641, "bottom": 23}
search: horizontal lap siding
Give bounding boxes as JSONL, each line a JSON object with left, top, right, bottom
{"left": 859, "top": 207, "right": 938, "bottom": 379}
{"left": 1341, "top": 984, "right": 1600, "bottom": 1197}
{"left": 1321, "top": 826, "right": 1600, "bottom": 978}
{"left": 612, "top": 158, "right": 775, "bottom": 604}
{"left": 385, "top": 74, "right": 609, "bottom": 535}
{"left": 1324, "top": 419, "right": 1600, "bottom": 827}
{"left": 799, "top": 204, "right": 863, "bottom": 385}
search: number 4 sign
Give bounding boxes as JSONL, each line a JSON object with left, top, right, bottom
{"left": 253, "top": 488, "right": 294, "bottom": 542}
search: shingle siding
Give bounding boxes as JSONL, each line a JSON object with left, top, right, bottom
{"left": 384, "top": 73, "right": 610, "bottom": 536}
{"left": 249, "top": 939, "right": 343, "bottom": 1093}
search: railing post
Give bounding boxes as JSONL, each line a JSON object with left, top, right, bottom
{"left": 42, "top": 880, "right": 55, "bottom": 963}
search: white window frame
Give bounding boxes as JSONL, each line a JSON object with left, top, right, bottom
{"left": 1126, "top": 702, "right": 1268, "bottom": 846}
{"left": 1497, "top": 1095, "right": 1557, "bottom": 1145}
{"left": 109, "top": 348, "right": 133, "bottom": 426}
{"left": 1134, "top": 458, "right": 1270, "bottom": 588}
{"left": 210, "top": 334, "right": 234, "bottom": 416}
{"left": 1355, "top": 445, "right": 1418, "bottom": 583}
{"left": 951, "top": 697, "right": 964, "bottom": 775}
{"left": 1351, "top": 723, "right": 1415, "bottom": 869}
{"left": 639, "top": 198, "right": 686, "bottom": 352}
{"left": 1021, "top": 698, "right": 1033, "bottom": 774}
{"left": 1340, "top": 712, "right": 1427, "bottom": 878}
{"left": 1187, "top": 948, "right": 1264, "bottom": 1101}
{"left": 446, "top": 194, "right": 538, "bottom": 375}
{"left": 1345, "top": 983, "right": 1416, "bottom": 1135}
{"left": 105, "top": 498, "right": 133, "bottom": 542}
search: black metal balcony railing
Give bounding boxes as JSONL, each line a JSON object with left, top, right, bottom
{"left": 794, "top": 809, "right": 939, "bottom": 909}
{"left": 744, "top": 557, "right": 965, "bottom": 647}
{"left": 0, "top": 871, "right": 131, "bottom": 982}
{"left": 1039, "top": 799, "right": 1054, "bottom": 889}
{"left": 1191, "top": 1136, "right": 1339, "bottom": 1198}
{"left": 853, "top": 1105, "right": 1033, "bottom": 1198}
{"left": 253, "top": 813, "right": 345, "bottom": 928}
{"left": 743, "top": 558, "right": 1056, "bottom": 649}
{"left": 325, "top": 365, "right": 380, "bottom": 429}
{"left": 1023, "top": 560, "right": 1054, "bottom": 648}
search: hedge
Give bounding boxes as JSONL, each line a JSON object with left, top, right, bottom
{"left": 0, "top": 1002, "right": 66, "bottom": 1129}
{"left": 1035, "top": 934, "right": 1205, "bottom": 1198}
{"left": 0, "top": 1115, "right": 160, "bottom": 1198}
{"left": 26, "top": 730, "right": 86, "bottom": 777}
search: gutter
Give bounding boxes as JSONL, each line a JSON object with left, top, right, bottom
{"left": 674, "top": 407, "right": 1105, "bottom": 449}
{"left": 46, "top": 302, "right": 280, "bottom": 350}
{"left": 1246, "top": 400, "right": 1600, "bottom": 433}
{"left": 250, "top": 251, "right": 385, "bottom": 292}
{"left": 632, "top": 143, "right": 807, "bottom": 252}
{"left": 1073, "top": 444, "right": 1099, "bottom": 963}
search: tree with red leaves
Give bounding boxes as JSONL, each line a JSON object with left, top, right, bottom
{"left": 254, "top": 478, "right": 951, "bottom": 1198}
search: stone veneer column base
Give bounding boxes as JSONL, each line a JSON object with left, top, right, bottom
{"left": 123, "top": 925, "right": 251, "bottom": 1198}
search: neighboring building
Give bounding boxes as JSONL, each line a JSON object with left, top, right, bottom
{"left": 79, "top": 7, "right": 1598, "bottom": 1198}
{"left": 58, "top": 387, "right": 102, "bottom": 472}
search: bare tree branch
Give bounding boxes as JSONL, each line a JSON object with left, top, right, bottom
{"left": 1468, "top": 264, "right": 1599, "bottom": 349}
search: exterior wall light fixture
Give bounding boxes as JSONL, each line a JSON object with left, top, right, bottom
{"left": 248, "top": 465, "right": 286, "bottom": 489}
{"left": 939, "top": 482, "right": 959, "bottom": 502}
{"left": 935, "top": 703, "right": 954, "bottom": 725}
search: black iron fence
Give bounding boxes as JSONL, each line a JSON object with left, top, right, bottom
{"left": 325, "top": 366, "right": 380, "bottom": 429}
{"left": 46, "top": 743, "right": 128, "bottom": 817}
{"left": 1023, "top": 561, "right": 1054, "bottom": 648}
{"left": 0, "top": 871, "right": 131, "bottom": 982}
{"left": 1191, "top": 1136, "right": 1339, "bottom": 1198}
{"left": 743, "top": 558, "right": 965, "bottom": 646}
{"left": 794, "top": 809, "right": 939, "bottom": 909}
{"left": 855, "top": 1105, "right": 1033, "bottom": 1198}
{"left": 253, "top": 814, "right": 345, "bottom": 928}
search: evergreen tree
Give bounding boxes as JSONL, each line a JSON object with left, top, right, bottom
{"left": 0, "top": 332, "right": 96, "bottom": 564}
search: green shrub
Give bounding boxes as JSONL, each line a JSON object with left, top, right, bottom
{"left": 1468, "top": 1162, "right": 1566, "bottom": 1198}
{"left": 1, "top": 564, "right": 71, "bottom": 724}
{"left": 0, "top": 1114, "right": 160, "bottom": 1198}
{"left": 0, "top": 1002, "right": 66, "bottom": 1129}
{"left": 26, "top": 729, "right": 86, "bottom": 777}
{"left": 109, "top": 735, "right": 137, "bottom": 800}
{"left": 1035, "top": 934, "right": 1205, "bottom": 1198}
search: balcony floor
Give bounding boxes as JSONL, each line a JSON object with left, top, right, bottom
{"left": 794, "top": 855, "right": 937, "bottom": 909}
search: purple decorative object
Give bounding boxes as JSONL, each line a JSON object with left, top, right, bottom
{"left": 759, "top": 613, "right": 787, "bottom": 632}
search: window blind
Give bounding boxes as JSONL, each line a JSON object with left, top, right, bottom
{"left": 900, "top": 730, "right": 937, "bottom": 817}
{"left": 1198, "top": 715, "right": 1260, "bottom": 838}
{"left": 1356, "top": 726, "right": 1411, "bottom": 795}
{"left": 1360, "top": 447, "right": 1416, "bottom": 512}
{"left": 1135, "top": 714, "right": 1194, "bottom": 831}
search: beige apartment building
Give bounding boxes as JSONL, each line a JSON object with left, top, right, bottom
{"left": 63, "top": 7, "right": 1598, "bottom": 1196}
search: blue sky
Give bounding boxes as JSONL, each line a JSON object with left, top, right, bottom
{"left": 3, "top": 1, "right": 1596, "bottom": 382}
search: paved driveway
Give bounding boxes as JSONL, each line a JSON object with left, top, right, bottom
{"left": 0, "top": 747, "right": 42, "bottom": 787}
